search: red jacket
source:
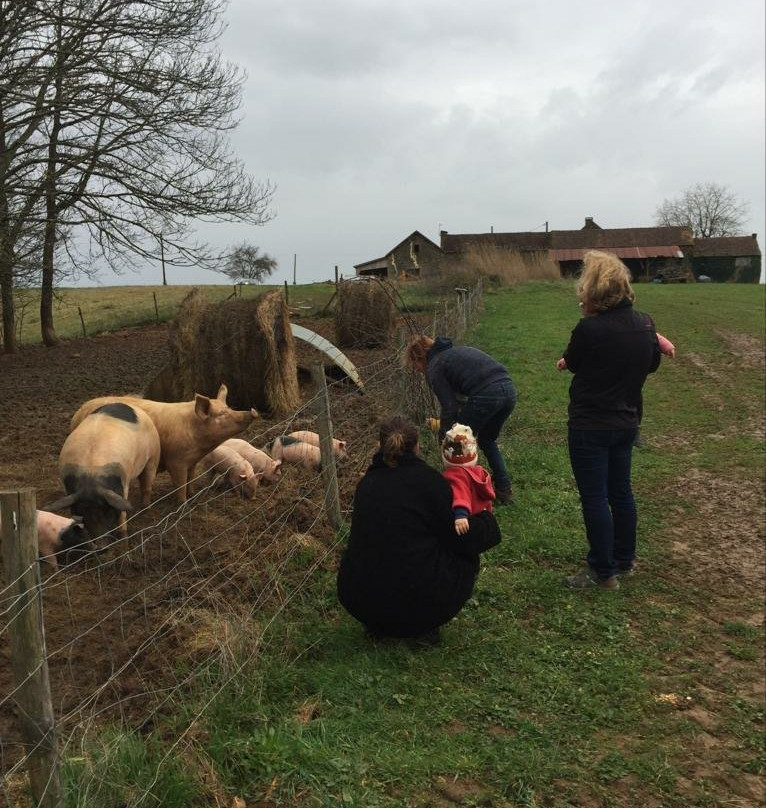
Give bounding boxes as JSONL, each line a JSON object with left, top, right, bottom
{"left": 443, "top": 466, "right": 495, "bottom": 515}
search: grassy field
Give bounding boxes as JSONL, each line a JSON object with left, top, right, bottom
{"left": 10, "top": 279, "right": 438, "bottom": 344}
{"left": 49, "top": 282, "right": 765, "bottom": 807}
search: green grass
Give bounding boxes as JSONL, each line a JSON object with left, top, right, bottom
{"left": 57, "top": 280, "right": 764, "bottom": 807}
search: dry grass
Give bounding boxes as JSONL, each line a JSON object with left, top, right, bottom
{"left": 335, "top": 279, "right": 396, "bottom": 348}
{"left": 148, "top": 288, "right": 300, "bottom": 415}
{"left": 462, "top": 243, "right": 561, "bottom": 283}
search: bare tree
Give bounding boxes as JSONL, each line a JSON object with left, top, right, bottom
{"left": 655, "top": 182, "right": 749, "bottom": 238}
{"left": 1, "top": 0, "right": 275, "bottom": 352}
{"left": 220, "top": 243, "right": 277, "bottom": 283}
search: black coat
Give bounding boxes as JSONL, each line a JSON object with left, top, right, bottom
{"left": 337, "top": 450, "right": 501, "bottom": 637}
{"left": 563, "top": 300, "right": 661, "bottom": 430}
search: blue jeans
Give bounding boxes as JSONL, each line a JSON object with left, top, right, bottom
{"left": 457, "top": 380, "right": 517, "bottom": 491}
{"left": 568, "top": 427, "right": 637, "bottom": 579}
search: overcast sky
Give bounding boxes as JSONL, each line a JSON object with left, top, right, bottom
{"left": 103, "top": 0, "right": 765, "bottom": 286}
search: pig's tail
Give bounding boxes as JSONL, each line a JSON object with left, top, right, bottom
{"left": 379, "top": 415, "right": 419, "bottom": 467}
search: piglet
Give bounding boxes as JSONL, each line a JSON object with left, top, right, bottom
{"left": 199, "top": 443, "right": 263, "bottom": 499}
{"left": 287, "top": 430, "right": 348, "bottom": 459}
{"left": 268, "top": 436, "right": 322, "bottom": 472}
{"left": 218, "top": 438, "right": 283, "bottom": 482}
{"left": 0, "top": 510, "right": 96, "bottom": 571}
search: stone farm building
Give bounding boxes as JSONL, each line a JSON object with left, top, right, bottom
{"left": 353, "top": 231, "right": 448, "bottom": 279}
{"left": 355, "top": 219, "right": 761, "bottom": 282}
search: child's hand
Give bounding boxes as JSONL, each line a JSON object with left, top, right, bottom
{"left": 657, "top": 333, "right": 676, "bottom": 358}
{"left": 556, "top": 358, "right": 567, "bottom": 371}
{"left": 455, "top": 518, "right": 469, "bottom": 535}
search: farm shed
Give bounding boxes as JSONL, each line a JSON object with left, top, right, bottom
{"left": 354, "top": 230, "right": 447, "bottom": 279}
{"left": 690, "top": 234, "right": 762, "bottom": 282}
{"left": 441, "top": 218, "right": 695, "bottom": 281}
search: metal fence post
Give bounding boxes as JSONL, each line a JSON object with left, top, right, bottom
{"left": 310, "top": 366, "right": 343, "bottom": 530}
{"left": 1, "top": 489, "right": 62, "bottom": 808}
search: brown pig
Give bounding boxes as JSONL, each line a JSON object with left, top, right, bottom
{"left": 70, "top": 384, "right": 258, "bottom": 503}
{"left": 219, "top": 438, "right": 282, "bottom": 482}
{"left": 199, "top": 444, "right": 263, "bottom": 499}
{"left": 268, "top": 436, "right": 322, "bottom": 471}
{"left": 47, "top": 402, "right": 161, "bottom": 540}
{"left": 287, "top": 430, "right": 348, "bottom": 459}
{"left": 0, "top": 510, "right": 96, "bottom": 571}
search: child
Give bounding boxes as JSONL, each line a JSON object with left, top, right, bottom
{"left": 441, "top": 424, "right": 496, "bottom": 535}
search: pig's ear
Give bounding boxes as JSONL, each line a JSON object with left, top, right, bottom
{"left": 45, "top": 493, "right": 79, "bottom": 512}
{"left": 339, "top": 441, "right": 347, "bottom": 451}
{"left": 194, "top": 394, "right": 212, "bottom": 418}
{"left": 238, "top": 472, "right": 248, "bottom": 480}
{"left": 216, "top": 383, "right": 228, "bottom": 402}
{"left": 100, "top": 489, "right": 133, "bottom": 513}
{"left": 254, "top": 472, "right": 264, "bottom": 482}
{"left": 273, "top": 460, "right": 283, "bottom": 470}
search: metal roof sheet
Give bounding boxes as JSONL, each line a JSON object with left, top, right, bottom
{"left": 551, "top": 246, "right": 684, "bottom": 261}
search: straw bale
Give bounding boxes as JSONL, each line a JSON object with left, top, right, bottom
{"left": 335, "top": 280, "right": 395, "bottom": 348}
{"left": 157, "top": 288, "right": 299, "bottom": 416}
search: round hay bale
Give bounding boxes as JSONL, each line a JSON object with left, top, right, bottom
{"left": 335, "top": 280, "right": 395, "bottom": 348}
{"left": 161, "top": 288, "right": 300, "bottom": 416}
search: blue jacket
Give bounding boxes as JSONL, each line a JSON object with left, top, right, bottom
{"left": 426, "top": 337, "right": 511, "bottom": 431}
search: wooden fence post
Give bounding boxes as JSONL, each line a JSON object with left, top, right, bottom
{"left": 77, "top": 306, "right": 86, "bottom": 337}
{"left": 310, "top": 365, "right": 343, "bottom": 530}
{"left": 1, "top": 489, "right": 62, "bottom": 808}
{"left": 153, "top": 291, "right": 160, "bottom": 324}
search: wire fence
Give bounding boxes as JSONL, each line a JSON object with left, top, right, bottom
{"left": 0, "top": 276, "right": 484, "bottom": 807}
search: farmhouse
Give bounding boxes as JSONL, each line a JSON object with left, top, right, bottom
{"left": 441, "top": 218, "right": 696, "bottom": 281}
{"left": 353, "top": 230, "right": 448, "bottom": 278}
{"left": 357, "top": 219, "right": 762, "bottom": 282}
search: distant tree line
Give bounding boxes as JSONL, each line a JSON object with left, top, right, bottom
{"left": 0, "top": 0, "right": 274, "bottom": 352}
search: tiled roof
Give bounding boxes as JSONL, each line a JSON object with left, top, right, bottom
{"left": 693, "top": 235, "right": 761, "bottom": 257}
{"left": 441, "top": 224, "right": 694, "bottom": 253}
{"left": 441, "top": 231, "right": 551, "bottom": 252}
{"left": 551, "top": 226, "right": 693, "bottom": 249}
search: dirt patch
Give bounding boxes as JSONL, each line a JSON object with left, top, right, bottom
{"left": 716, "top": 328, "right": 766, "bottom": 371}
{"left": 649, "top": 464, "right": 766, "bottom": 807}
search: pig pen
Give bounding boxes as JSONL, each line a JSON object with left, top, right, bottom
{"left": 0, "top": 316, "right": 424, "bottom": 775}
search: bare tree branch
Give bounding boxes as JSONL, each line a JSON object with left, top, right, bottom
{"left": 655, "top": 182, "right": 750, "bottom": 238}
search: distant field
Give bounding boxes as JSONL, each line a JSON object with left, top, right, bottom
{"left": 11, "top": 279, "right": 439, "bottom": 344}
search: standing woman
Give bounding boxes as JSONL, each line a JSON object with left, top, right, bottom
{"left": 405, "top": 335, "right": 517, "bottom": 503}
{"left": 558, "top": 250, "right": 662, "bottom": 590}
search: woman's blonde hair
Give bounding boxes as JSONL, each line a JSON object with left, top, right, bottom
{"left": 577, "top": 250, "right": 635, "bottom": 313}
{"left": 378, "top": 415, "right": 419, "bottom": 467}
{"left": 403, "top": 335, "right": 434, "bottom": 370}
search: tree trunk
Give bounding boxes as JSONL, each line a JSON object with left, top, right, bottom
{"left": 0, "top": 249, "right": 17, "bottom": 353}
{"left": 39, "top": 9, "right": 63, "bottom": 348}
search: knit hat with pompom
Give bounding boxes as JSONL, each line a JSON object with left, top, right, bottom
{"left": 441, "top": 423, "right": 478, "bottom": 468}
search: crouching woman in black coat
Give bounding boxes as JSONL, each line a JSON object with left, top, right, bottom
{"left": 337, "top": 415, "right": 501, "bottom": 641}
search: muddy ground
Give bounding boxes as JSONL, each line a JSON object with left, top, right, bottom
{"left": 0, "top": 319, "right": 401, "bottom": 769}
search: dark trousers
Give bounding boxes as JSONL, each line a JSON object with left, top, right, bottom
{"left": 567, "top": 427, "right": 637, "bottom": 579}
{"left": 457, "top": 380, "right": 517, "bottom": 492}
